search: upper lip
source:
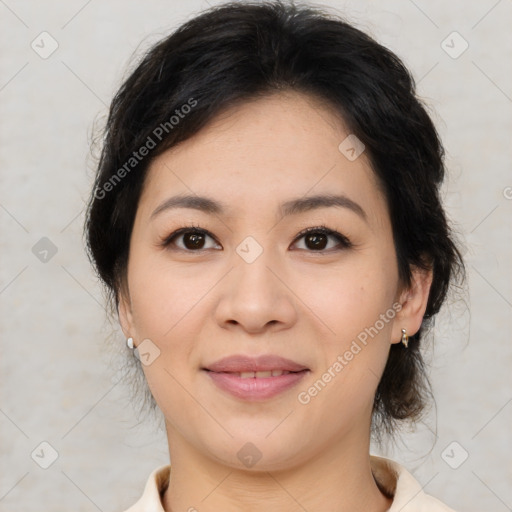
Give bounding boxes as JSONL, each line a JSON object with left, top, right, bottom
{"left": 203, "top": 354, "right": 309, "bottom": 373}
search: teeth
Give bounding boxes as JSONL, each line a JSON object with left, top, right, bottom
{"left": 237, "top": 370, "right": 290, "bottom": 378}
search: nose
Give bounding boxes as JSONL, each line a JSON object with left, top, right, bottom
{"left": 214, "top": 249, "right": 298, "bottom": 334}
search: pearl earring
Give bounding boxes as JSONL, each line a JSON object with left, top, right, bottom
{"left": 127, "top": 337, "right": 134, "bottom": 349}
{"left": 401, "top": 329, "right": 409, "bottom": 348}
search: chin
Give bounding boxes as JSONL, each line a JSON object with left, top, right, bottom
{"left": 202, "top": 431, "right": 308, "bottom": 472}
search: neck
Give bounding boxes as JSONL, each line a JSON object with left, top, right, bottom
{"left": 161, "top": 425, "right": 392, "bottom": 512}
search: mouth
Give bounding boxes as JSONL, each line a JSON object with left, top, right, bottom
{"left": 201, "top": 354, "right": 310, "bottom": 401}
{"left": 203, "top": 369, "right": 304, "bottom": 378}
{"left": 203, "top": 353, "right": 310, "bottom": 374}
{"left": 202, "top": 368, "right": 310, "bottom": 401}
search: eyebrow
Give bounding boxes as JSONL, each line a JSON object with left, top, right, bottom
{"left": 150, "top": 193, "right": 368, "bottom": 223}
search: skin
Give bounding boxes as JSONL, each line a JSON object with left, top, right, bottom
{"left": 119, "top": 91, "right": 433, "bottom": 512}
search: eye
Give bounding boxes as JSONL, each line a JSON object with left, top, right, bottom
{"left": 160, "top": 224, "right": 352, "bottom": 253}
{"left": 291, "top": 225, "right": 352, "bottom": 252}
{"left": 160, "top": 225, "right": 221, "bottom": 251}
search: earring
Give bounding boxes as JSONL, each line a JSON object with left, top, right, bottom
{"left": 401, "top": 329, "right": 409, "bottom": 348}
{"left": 127, "top": 337, "right": 134, "bottom": 349}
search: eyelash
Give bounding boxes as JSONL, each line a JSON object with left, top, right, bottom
{"left": 159, "top": 223, "right": 353, "bottom": 253}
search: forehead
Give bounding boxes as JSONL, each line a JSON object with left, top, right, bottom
{"left": 138, "top": 91, "right": 388, "bottom": 228}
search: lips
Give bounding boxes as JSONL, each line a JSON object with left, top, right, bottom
{"left": 203, "top": 354, "right": 309, "bottom": 374}
{"left": 203, "top": 354, "right": 310, "bottom": 400}
{"left": 204, "top": 368, "right": 309, "bottom": 400}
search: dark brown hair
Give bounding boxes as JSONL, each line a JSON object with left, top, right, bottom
{"left": 84, "top": 0, "right": 466, "bottom": 442}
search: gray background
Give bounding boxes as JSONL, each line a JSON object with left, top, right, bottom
{"left": 1, "top": 0, "right": 511, "bottom": 510}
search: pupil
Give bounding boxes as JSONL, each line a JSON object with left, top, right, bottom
{"left": 306, "top": 233, "right": 327, "bottom": 250}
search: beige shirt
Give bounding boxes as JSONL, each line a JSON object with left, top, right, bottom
{"left": 123, "top": 455, "right": 457, "bottom": 511}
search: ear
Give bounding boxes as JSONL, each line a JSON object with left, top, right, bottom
{"left": 118, "top": 288, "right": 137, "bottom": 341}
{"left": 391, "top": 265, "right": 433, "bottom": 344}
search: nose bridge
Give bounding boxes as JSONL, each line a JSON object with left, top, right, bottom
{"left": 214, "top": 233, "right": 297, "bottom": 331}
{"left": 232, "top": 233, "right": 281, "bottom": 294}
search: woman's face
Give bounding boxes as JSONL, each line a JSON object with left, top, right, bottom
{"left": 119, "top": 91, "right": 431, "bottom": 470}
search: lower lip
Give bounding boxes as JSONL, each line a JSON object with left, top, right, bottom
{"left": 204, "top": 370, "right": 309, "bottom": 401}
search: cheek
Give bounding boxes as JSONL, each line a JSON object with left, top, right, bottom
{"left": 126, "top": 253, "right": 219, "bottom": 395}
{"left": 294, "top": 264, "right": 396, "bottom": 418}
{"left": 128, "top": 254, "right": 213, "bottom": 339}
{"left": 296, "top": 252, "right": 398, "bottom": 412}
{"left": 127, "top": 255, "right": 209, "bottom": 417}
{"left": 299, "top": 256, "right": 397, "bottom": 344}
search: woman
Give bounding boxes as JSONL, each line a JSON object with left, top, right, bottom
{"left": 84, "top": 1, "right": 465, "bottom": 510}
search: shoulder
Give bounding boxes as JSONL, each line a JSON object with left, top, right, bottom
{"left": 121, "top": 464, "right": 170, "bottom": 512}
{"left": 370, "top": 455, "right": 458, "bottom": 511}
